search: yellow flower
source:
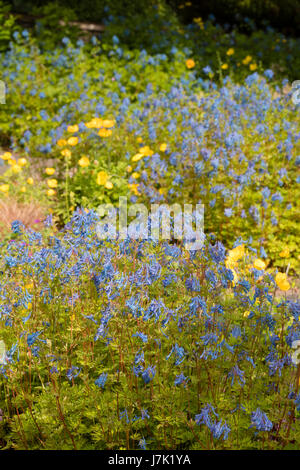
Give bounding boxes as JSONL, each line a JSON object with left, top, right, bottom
{"left": 47, "top": 179, "right": 58, "bottom": 189}
{"left": 253, "top": 259, "right": 266, "bottom": 270}
{"left": 27, "top": 177, "right": 34, "bottom": 185}
{"left": 105, "top": 181, "right": 113, "bottom": 190}
{"left": 61, "top": 149, "right": 71, "bottom": 158}
{"left": 128, "top": 183, "right": 140, "bottom": 196}
{"left": 279, "top": 248, "right": 290, "bottom": 258}
{"left": 275, "top": 272, "right": 290, "bottom": 291}
{"left": 221, "top": 63, "right": 228, "bottom": 70}
{"left": 226, "top": 48, "right": 235, "bottom": 56}
{"left": 57, "top": 139, "right": 67, "bottom": 147}
{"left": 102, "top": 119, "right": 115, "bottom": 128}
{"left": 45, "top": 167, "right": 55, "bottom": 176}
{"left": 231, "top": 245, "right": 245, "bottom": 259}
{"left": 225, "top": 245, "right": 245, "bottom": 271}
{"left": 136, "top": 137, "right": 143, "bottom": 143}
{"left": 18, "top": 158, "right": 27, "bottom": 167}
{"left": 12, "top": 164, "right": 22, "bottom": 173}
{"left": 98, "top": 128, "right": 112, "bottom": 137}
{"left": 20, "top": 186, "right": 26, "bottom": 193}
{"left": 67, "top": 124, "right": 79, "bottom": 133}
{"left": 225, "top": 258, "right": 235, "bottom": 270}
{"left": 47, "top": 189, "right": 56, "bottom": 197}
{"left": 85, "top": 117, "right": 103, "bottom": 128}
{"left": 243, "top": 311, "right": 250, "bottom": 318}
{"left": 139, "top": 145, "right": 153, "bottom": 157}
{"left": 249, "top": 63, "right": 257, "bottom": 71}
{"left": 67, "top": 136, "right": 78, "bottom": 146}
{"left": 132, "top": 172, "right": 140, "bottom": 179}
{"left": 159, "top": 143, "right": 167, "bottom": 152}
{"left": 96, "top": 171, "right": 109, "bottom": 186}
{"left": 78, "top": 156, "right": 90, "bottom": 168}
{"left": 126, "top": 165, "right": 133, "bottom": 173}
{"left": 186, "top": 59, "right": 195, "bottom": 69}
{"left": 228, "top": 245, "right": 245, "bottom": 262}
{"left": 0, "top": 184, "right": 9, "bottom": 193}
{"left": 0, "top": 151, "right": 12, "bottom": 160}
{"left": 242, "top": 55, "right": 252, "bottom": 65}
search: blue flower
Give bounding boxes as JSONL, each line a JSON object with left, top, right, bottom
{"left": 228, "top": 364, "right": 245, "bottom": 386}
{"left": 138, "top": 437, "right": 147, "bottom": 449}
{"left": 132, "top": 332, "right": 148, "bottom": 343}
{"left": 95, "top": 373, "right": 108, "bottom": 389}
{"left": 11, "top": 220, "right": 25, "bottom": 234}
{"left": 195, "top": 404, "right": 231, "bottom": 440}
{"left": 141, "top": 366, "right": 156, "bottom": 384}
{"left": 174, "top": 373, "right": 189, "bottom": 386}
{"left": 203, "top": 65, "right": 212, "bottom": 75}
{"left": 66, "top": 366, "right": 81, "bottom": 381}
{"left": 250, "top": 408, "right": 273, "bottom": 432}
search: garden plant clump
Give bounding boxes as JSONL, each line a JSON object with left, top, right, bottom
{"left": 0, "top": 0, "right": 299, "bottom": 451}
{"left": 0, "top": 212, "right": 299, "bottom": 450}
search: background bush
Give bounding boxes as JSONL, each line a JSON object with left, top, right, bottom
{"left": 8, "top": 0, "right": 300, "bottom": 36}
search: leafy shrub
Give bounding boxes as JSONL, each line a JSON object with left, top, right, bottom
{"left": 0, "top": 1, "right": 16, "bottom": 52}
{"left": 31, "top": 2, "right": 80, "bottom": 50}
{"left": 171, "top": 0, "right": 300, "bottom": 36}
